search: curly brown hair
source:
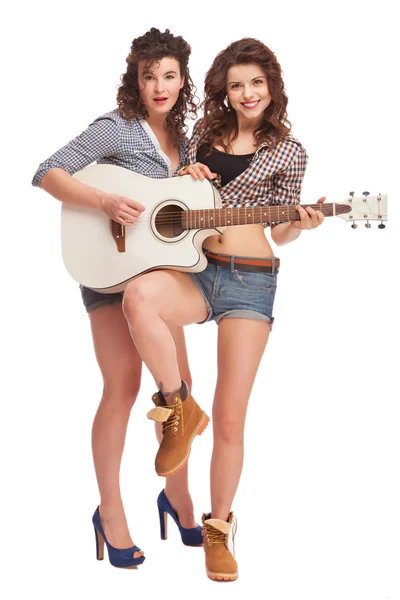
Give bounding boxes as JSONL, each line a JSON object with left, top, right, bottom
{"left": 200, "top": 38, "right": 291, "bottom": 152}
{"left": 117, "top": 28, "right": 198, "bottom": 143}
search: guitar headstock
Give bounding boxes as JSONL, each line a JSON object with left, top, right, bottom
{"left": 338, "top": 191, "right": 387, "bottom": 229}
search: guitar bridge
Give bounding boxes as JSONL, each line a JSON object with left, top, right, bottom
{"left": 111, "top": 221, "right": 126, "bottom": 252}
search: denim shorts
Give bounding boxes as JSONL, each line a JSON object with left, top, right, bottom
{"left": 80, "top": 253, "right": 278, "bottom": 323}
{"left": 187, "top": 253, "right": 278, "bottom": 326}
{"left": 80, "top": 285, "right": 123, "bottom": 313}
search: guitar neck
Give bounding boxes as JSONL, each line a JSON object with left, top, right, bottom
{"left": 181, "top": 203, "right": 351, "bottom": 229}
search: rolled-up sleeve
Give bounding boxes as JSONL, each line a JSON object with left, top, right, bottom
{"left": 31, "top": 117, "right": 121, "bottom": 187}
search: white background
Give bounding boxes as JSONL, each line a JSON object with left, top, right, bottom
{"left": 1, "top": 1, "right": 398, "bottom": 598}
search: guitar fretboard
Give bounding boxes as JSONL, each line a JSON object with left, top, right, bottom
{"left": 181, "top": 203, "right": 350, "bottom": 230}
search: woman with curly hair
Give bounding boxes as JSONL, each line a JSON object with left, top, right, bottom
{"left": 31, "top": 28, "right": 204, "bottom": 568}
{"left": 122, "top": 37, "right": 326, "bottom": 580}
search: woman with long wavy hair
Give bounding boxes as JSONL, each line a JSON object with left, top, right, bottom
{"left": 32, "top": 28, "right": 205, "bottom": 568}
{"left": 122, "top": 37, "right": 326, "bottom": 580}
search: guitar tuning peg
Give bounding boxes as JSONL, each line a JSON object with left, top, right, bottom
{"left": 351, "top": 222, "right": 358, "bottom": 229}
{"left": 362, "top": 191, "right": 370, "bottom": 196}
{"left": 378, "top": 222, "right": 386, "bottom": 229}
{"left": 349, "top": 191, "right": 355, "bottom": 197}
{"left": 365, "top": 221, "right": 371, "bottom": 229}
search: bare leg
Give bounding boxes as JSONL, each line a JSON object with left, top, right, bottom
{"left": 211, "top": 318, "right": 271, "bottom": 520}
{"left": 123, "top": 270, "right": 207, "bottom": 403}
{"left": 89, "top": 304, "right": 144, "bottom": 558}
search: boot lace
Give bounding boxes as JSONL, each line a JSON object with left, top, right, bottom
{"left": 204, "top": 524, "right": 228, "bottom": 546}
{"left": 204, "top": 516, "right": 237, "bottom": 555}
{"left": 231, "top": 515, "right": 237, "bottom": 555}
{"left": 162, "top": 398, "right": 183, "bottom": 434}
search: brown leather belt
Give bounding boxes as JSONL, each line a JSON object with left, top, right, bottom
{"left": 205, "top": 251, "right": 280, "bottom": 273}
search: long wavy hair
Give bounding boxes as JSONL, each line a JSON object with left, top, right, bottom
{"left": 117, "top": 28, "right": 198, "bottom": 142}
{"left": 200, "top": 38, "right": 291, "bottom": 151}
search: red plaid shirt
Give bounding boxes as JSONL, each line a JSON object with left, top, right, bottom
{"left": 187, "top": 119, "right": 308, "bottom": 209}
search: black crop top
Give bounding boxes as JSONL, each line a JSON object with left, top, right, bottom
{"left": 196, "top": 145, "right": 255, "bottom": 187}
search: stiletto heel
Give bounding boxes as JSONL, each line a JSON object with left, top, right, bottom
{"left": 157, "top": 490, "right": 203, "bottom": 546}
{"left": 94, "top": 527, "right": 104, "bottom": 560}
{"left": 158, "top": 505, "right": 168, "bottom": 540}
{"left": 92, "top": 507, "right": 145, "bottom": 568}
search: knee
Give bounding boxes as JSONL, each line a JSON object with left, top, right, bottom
{"left": 102, "top": 369, "right": 141, "bottom": 410}
{"left": 213, "top": 415, "right": 244, "bottom": 446}
{"left": 122, "top": 277, "right": 161, "bottom": 325}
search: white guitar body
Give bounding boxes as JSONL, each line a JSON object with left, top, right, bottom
{"left": 61, "top": 164, "right": 224, "bottom": 293}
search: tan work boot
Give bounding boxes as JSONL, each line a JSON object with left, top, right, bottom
{"left": 147, "top": 381, "right": 209, "bottom": 477}
{"left": 202, "top": 512, "right": 238, "bottom": 581}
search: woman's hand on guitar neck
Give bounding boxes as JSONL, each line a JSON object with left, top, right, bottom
{"left": 97, "top": 190, "right": 145, "bottom": 227}
{"left": 179, "top": 162, "right": 217, "bottom": 181}
{"left": 290, "top": 197, "right": 326, "bottom": 230}
{"left": 271, "top": 197, "right": 326, "bottom": 245}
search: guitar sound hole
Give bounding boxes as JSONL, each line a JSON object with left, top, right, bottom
{"left": 155, "top": 204, "right": 185, "bottom": 239}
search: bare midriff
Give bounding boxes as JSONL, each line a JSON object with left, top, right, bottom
{"left": 203, "top": 223, "right": 275, "bottom": 258}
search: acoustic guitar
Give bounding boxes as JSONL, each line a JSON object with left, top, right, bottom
{"left": 61, "top": 164, "right": 387, "bottom": 293}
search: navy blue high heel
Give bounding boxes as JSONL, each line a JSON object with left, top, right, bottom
{"left": 92, "top": 507, "right": 145, "bottom": 568}
{"left": 157, "top": 490, "right": 203, "bottom": 546}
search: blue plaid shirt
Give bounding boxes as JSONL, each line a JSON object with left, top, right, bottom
{"left": 32, "top": 109, "right": 187, "bottom": 187}
{"left": 187, "top": 119, "right": 308, "bottom": 209}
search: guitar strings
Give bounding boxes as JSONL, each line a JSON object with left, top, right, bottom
{"left": 118, "top": 209, "right": 350, "bottom": 229}
{"left": 124, "top": 205, "right": 335, "bottom": 219}
{"left": 120, "top": 205, "right": 342, "bottom": 226}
